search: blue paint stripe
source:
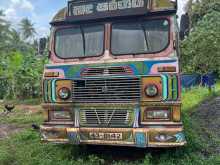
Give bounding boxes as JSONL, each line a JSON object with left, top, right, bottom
{"left": 51, "top": 79, "right": 57, "bottom": 103}
{"left": 161, "top": 75, "right": 168, "bottom": 100}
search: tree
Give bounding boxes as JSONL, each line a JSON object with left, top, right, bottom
{"left": 186, "top": 0, "right": 220, "bottom": 27}
{"left": 181, "top": 11, "right": 220, "bottom": 75}
{"left": 0, "top": 10, "right": 6, "bottom": 23}
{"left": 0, "top": 10, "right": 11, "bottom": 52}
{"left": 19, "top": 18, "right": 36, "bottom": 41}
{"left": 0, "top": 11, "right": 46, "bottom": 100}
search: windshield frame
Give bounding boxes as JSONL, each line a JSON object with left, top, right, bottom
{"left": 110, "top": 18, "right": 170, "bottom": 56}
{"left": 53, "top": 23, "right": 106, "bottom": 59}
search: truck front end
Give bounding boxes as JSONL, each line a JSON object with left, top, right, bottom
{"left": 40, "top": 0, "right": 186, "bottom": 148}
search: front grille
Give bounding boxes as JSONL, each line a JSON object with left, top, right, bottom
{"left": 72, "top": 77, "right": 140, "bottom": 103}
{"left": 79, "top": 109, "right": 134, "bottom": 127}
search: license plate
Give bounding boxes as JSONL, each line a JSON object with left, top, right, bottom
{"left": 89, "top": 132, "right": 123, "bottom": 140}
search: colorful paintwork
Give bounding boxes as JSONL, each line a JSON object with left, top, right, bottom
{"left": 45, "top": 59, "right": 178, "bottom": 78}
{"left": 40, "top": 1, "right": 186, "bottom": 148}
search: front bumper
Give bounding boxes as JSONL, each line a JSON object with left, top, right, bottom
{"left": 40, "top": 125, "right": 186, "bottom": 148}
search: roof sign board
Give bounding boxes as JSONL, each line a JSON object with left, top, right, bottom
{"left": 67, "top": 0, "right": 149, "bottom": 21}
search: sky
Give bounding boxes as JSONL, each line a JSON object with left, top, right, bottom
{"left": 0, "top": 0, "right": 188, "bottom": 38}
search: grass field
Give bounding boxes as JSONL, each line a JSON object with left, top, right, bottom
{"left": 0, "top": 85, "right": 220, "bottom": 165}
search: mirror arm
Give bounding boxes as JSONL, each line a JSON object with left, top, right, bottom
{"left": 48, "top": 50, "right": 51, "bottom": 59}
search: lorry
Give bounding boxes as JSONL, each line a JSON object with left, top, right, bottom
{"left": 39, "top": 0, "right": 186, "bottom": 148}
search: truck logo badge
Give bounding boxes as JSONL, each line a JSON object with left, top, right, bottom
{"left": 102, "top": 86, "right": 108, "bottom": 93}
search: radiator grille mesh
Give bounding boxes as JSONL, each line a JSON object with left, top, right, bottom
{"left": 72, "top": 77, "right": 140, "bottom": 103}
{"left": 79, "top": 109, "right": 134, "bottom": 127}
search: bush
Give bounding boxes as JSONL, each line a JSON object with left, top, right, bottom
{"left": 0, "top": 51, "right": 46, "bottom": 100}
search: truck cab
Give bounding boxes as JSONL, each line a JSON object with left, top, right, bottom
{"left": 40, "top": 0, "right": 186, "bottom": 148}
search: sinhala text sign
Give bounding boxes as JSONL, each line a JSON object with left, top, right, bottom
{"left": 67, "top": 0, "right": 148, "bottom": 22}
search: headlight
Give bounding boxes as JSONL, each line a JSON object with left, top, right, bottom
{"left": 58, "top": 87, "right": 71, "bottom": 100}
{"left": 144, "top": 109, "right": 170, "bottom": 120}
{"left": 145, "top": 84, "right": 158, "bottom": 97}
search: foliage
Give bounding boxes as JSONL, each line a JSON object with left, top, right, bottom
{"left": 1, "top": 85, "right": 220, "bottom": 165}
{"left": 0, "top": 10, "right": 46, "bottom": 100}
{"left": 186, "top": 0, "right": 220, "bottom": 27}
{"left": 0, "top": 50, "right": 46, "bottom": 99}
{"left": 180, "top": 9, "right": 220, "bottom": 74}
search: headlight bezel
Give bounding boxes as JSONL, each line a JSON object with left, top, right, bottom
{"left": 55, "top": 80, "right": 72, "bottom": 102}
{"left": 141, "top": 76, "right": 162, "bottom": 101}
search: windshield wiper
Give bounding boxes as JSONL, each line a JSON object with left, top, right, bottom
{"left": 80, "top": 26, "right": 86, "bottom": 56}
{"left": 141, "top": 24, "right": 150, "bottom": 51}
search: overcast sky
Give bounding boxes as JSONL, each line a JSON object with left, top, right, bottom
{"left": 0, "top": 0, "right": 188, "bottom": 37}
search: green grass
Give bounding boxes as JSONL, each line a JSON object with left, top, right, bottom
{"left": 182, "top": 83, "right": 220, "bottom": 113}
{"left": 0, "top": 84, "right": 220, "bottom": 165}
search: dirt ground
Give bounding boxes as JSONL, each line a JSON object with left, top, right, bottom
{"left": 0, "top": 104, "right": 41, "bottom": 140}
{"left": 0, "top": 124, "right": 24, "bottom": 140}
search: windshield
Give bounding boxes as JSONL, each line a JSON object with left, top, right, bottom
{"left": 55, "top": 25, "right": 104, "bottom": 58}
{"left": 111, "top": 19, "right": 169, "bottom": 55}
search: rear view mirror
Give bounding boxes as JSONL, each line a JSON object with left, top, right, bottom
{"left": 180, "top": 13, "right": 190, "bottom": 40}
{"left": 38, "top": 38, "right": 47, "bottom": 55}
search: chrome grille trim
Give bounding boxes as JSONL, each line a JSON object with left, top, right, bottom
{"left": 72, "top": 77, "right": 140, "bottom": 103}
{"left": 79, "top": 109, "right": 134, "bottom": 127}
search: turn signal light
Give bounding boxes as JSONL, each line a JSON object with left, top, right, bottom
{"left": 172, "top": 106, "right": 181, "bottom": 122}
{"left": 158, "top": 66, "right": 176, "bottom": 72}
{"left": 44, "top": 72, "right": 59, "bottom": 77}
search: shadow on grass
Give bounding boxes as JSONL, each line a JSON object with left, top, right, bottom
{"left": 87, "top": 145, "right": 180, "bottom": 159}
{"left": 67, "top": 144, "right": 187, "bottom": 164}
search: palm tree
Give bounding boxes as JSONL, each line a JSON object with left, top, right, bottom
{"left": 19, "top": 18, "right": 36, "bottom": 41}
{"left": 9, "top": 29, "right": 25, "bottom": 51}
{"left": 0, "top": 10, "right": 5, "bottom": 22}
{"left": 0, "top": 10, "right": 11, "bottom": 51}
